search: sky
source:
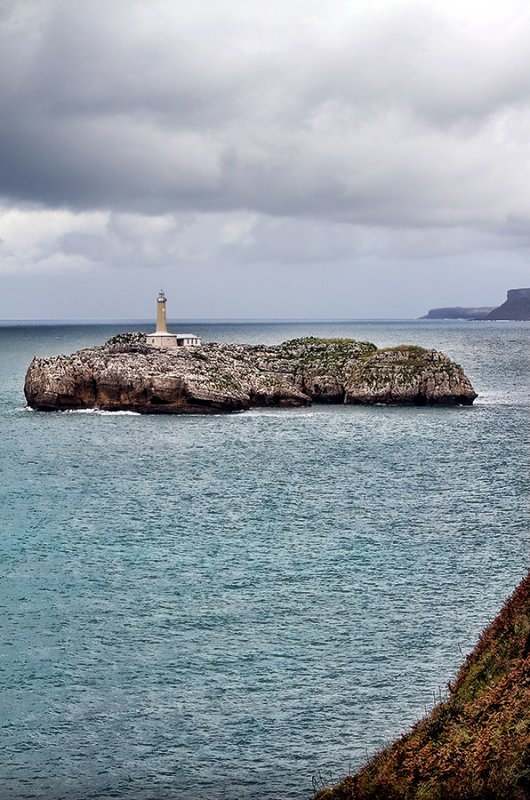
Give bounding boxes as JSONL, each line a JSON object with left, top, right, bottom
{"left": 1, "top": 0, "right": 530, "bottom": 320}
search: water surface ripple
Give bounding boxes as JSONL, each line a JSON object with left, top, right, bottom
{"left": 1, "top": 321, "right": 529, "bottom": 799}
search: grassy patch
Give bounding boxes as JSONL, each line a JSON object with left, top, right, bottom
{"left": 315, "top": 572, "right": 530, "bottom": 799}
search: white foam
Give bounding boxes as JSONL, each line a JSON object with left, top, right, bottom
{"left": 474, "top": 392, "right": 525, "bottom": 407}
{"left": 21, "top": 406, "right": 141, "bottom": 415}
{"left": 242, "top": 409, "right": 315, "bottom": 418}
{"left": 61, "top": 408, "right": 141, "bottom": 415}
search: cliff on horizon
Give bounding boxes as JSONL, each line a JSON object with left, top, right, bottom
{"left": 24, "top": 335, "right": 477, "bottom": 413}
{"left": 315, "top": 572, "right": 530, "bottom": 800}
{"left": 422, "top": 288, "right": 530, "bottom": 321}
{"left": 486, "top": 288, "right": 530, "bottom": 320}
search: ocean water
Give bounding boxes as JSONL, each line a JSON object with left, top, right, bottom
{"left": 1, "top": 320, "right": 529, "bottom": 800}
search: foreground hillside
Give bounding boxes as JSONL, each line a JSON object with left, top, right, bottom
{"left": 24, "top": 335, "right": 477, "bottom": 413}
{"left": 316, "top": 572, "right": 530, "bottom": 800}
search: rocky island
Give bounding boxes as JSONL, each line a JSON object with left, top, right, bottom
{"left": 315, "top": 571, "right": 530, "bottom": 800}
{"left": 24, "top": 334, "right": 477, "bottom": 413}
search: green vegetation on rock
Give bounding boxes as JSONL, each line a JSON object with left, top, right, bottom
{"left": 104, "top": 331, "right": 147, "bottom": 348}
{"left": 24, "top": 336, "right": 478, "bottom": 413}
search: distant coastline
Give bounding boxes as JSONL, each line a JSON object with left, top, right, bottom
{"left": 420, "top": 306, "right": 494, "bottom": 320}
{"left": 421, "top": 287, "right": 530, "bottom": 321}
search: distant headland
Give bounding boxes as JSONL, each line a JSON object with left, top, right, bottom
{"left": 421, "top": 287, "right": 530, "bottom": 321}
{"left": 486, "top": 287, "right": 530, "bottom": 320}
{"left": 421, "top": 306, "right": 494, "bottom": 320}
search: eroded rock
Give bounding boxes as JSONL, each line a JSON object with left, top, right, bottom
{"left": 24, "top": 336, "right": 478, "bottom": 413}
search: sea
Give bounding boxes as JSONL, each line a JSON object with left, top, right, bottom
{"left": 1, "top": 320, "right": 529, "bottom": 800}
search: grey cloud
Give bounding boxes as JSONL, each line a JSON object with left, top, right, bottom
{"left": 58, "top": 211, "right": 219, "bottom": 269}
{"left": 2, "top": 0, "right": 530, "bottom": 235}
{"left": 0, "top": 0, "right": 530, "bottom": 225}
{"left": 52, "top": 208, "right": 530, "bottom": 281}
{"left": 4, "top": 0, "right": 530, "bottom": 321}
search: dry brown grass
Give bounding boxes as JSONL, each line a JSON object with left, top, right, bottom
{"left": 316, "top": 572, "right": 530, "bottom": 800}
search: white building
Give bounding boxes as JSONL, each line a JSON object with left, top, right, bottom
{"left": 146, "top": 291, "right": 201, "bottom": 348}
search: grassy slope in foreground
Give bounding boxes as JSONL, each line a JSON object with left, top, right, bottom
{"left": 316, "top": 572, "right": 530, "bottom": 800}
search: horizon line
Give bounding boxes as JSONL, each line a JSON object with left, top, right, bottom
{"left": 0, "top": 316, "right": 439, "bottom": 325}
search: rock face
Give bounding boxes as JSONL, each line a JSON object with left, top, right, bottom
{"left": 24, "top": 335, "right": 477, "bottom": 413}
{"left": 421, "top": 307, "right": 494, "bottom": 320}
{"left": 315, "top": 572, "right": 530, "bottom": 800}
{"left": 486, "top": 288, "right": 530, "bottom": 320}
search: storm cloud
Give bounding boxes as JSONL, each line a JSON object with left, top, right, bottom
{"left": 1, "top": 0, "right": 530, "bottom": 318}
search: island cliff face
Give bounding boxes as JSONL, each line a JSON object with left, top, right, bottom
{"left": 24, "top": 335, "right": 477, "bottom": 413}
{"left": 315, "top": 572, "right": 530, "bottom": 800}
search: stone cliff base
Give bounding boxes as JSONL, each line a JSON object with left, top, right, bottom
{"left": 24, "top": 335, "right": 477, "bottom": 414}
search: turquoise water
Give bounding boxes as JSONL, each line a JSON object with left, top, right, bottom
{"left": 1, "top": 321, "right": 529, "bottom": 799}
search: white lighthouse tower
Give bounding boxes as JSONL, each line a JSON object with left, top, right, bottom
{"left": 146, "top": 290, "right": 177, "bottom": 348}
{"left": 146, "top": 291, "right": 201, "bottom": 349}
{"left": 155, "top": 289, "right": 169, "bottom": 335}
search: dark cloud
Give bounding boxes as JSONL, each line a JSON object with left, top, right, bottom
{"left": 1, "top": 0, "right": 530, "bottom": 226}
{"left": 1, "top": 1, "right": 530, "bottom": 318}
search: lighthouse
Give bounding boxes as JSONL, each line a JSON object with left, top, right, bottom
{"left": 155, "top": 289, "right": 169, "bottom": 334}
{"left": 146, "top": 291, "right": 201, "bottom": 349}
